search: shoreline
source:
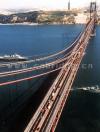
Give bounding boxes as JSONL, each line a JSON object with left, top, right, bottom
{"left": 0, "top": 22, "right": 85, "bottom": 26}
{"left": 0, "top": 22, "right": 40, "bottom": 26}
{"left": 0, "top": 22, "right": 99, "bottom": 26}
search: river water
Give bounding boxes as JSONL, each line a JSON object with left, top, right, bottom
{"left": 0, "top": 24, "right": 100, "bottom": 132}
{"left": 0, "top": 24, "right": 83, "bottom": 56}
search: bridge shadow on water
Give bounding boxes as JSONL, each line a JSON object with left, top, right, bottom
{"left": 4, "top": 71, "right": 59, "bottom": 132}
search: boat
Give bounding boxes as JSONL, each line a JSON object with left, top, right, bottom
{"left": 82, "top": 85, "right": 100, "bottom": 93}
{"left": 0, "top": 54, "right": 28, "bottom": 61}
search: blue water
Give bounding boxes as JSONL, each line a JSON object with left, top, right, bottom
{"left": 0, "top": 24, "right": 84, "bottom": 56}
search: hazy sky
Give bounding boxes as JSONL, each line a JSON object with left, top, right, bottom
{"left": 0, "top": 0, "right": 98, "bottom": 9}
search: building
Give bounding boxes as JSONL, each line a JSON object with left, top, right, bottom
{"left": 75, "top": 13, "right": 88, "bottom": 24}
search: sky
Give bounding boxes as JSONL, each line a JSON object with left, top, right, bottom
{"left": 0, "top": 0, "right": 99, "bottom": 10}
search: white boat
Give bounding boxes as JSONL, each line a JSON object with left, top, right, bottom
{"left": 0, "top": 54, "right": 28, "bottom": 61}
{"left": 82, "top": 85, "right": 100, "bottom": 93}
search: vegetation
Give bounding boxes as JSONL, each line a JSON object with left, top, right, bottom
{"left": 0, "top": 11, "right": 77, "bottom": 24}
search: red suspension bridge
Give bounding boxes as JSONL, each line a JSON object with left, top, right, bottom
{"left": 0, "top": 2, "right": 97, "bottom": 132}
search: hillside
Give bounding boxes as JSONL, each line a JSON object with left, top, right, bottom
{"left": 0, "top": 11, "right": 77, "bottom": 24}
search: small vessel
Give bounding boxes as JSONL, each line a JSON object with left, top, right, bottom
{"left": 0, "top": 54, "right": 28, "bottom": 61}
{"left": 82, "top": 87, "right": 87, "bottom": 91}
{"left": 82, "top": 85, "right": 100, "bottom": 93}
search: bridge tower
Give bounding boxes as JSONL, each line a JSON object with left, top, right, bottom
{"left": 68, "top": 0, "right": 70, "bottom": 10}
{"left": 90, "top": 1, "right": 97, "bottom": 36}
{"left": 90, "top": 1, "right": 97, "bottom": 19}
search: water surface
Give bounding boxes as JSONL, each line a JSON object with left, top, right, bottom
{"left": 0, "top": 24, "right": 84, "bottom": 56}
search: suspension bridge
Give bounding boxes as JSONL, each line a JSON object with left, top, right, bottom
{"left": 0, "top": 2, "right": 97, "bottom": 132}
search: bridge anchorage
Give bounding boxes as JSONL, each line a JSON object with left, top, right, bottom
{"left": 23, "top": 2, "right": 97, "bottom": 132}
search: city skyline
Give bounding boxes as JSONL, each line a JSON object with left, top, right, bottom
{"left": 0, "top": 0, "right": 99, "bottom": 10}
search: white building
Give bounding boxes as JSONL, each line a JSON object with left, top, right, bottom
{"left": 11, "top": 16, "right": 18, "bottom": 22}
{"left": 75, "top": 13, "right": 87, "bottom": 24}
